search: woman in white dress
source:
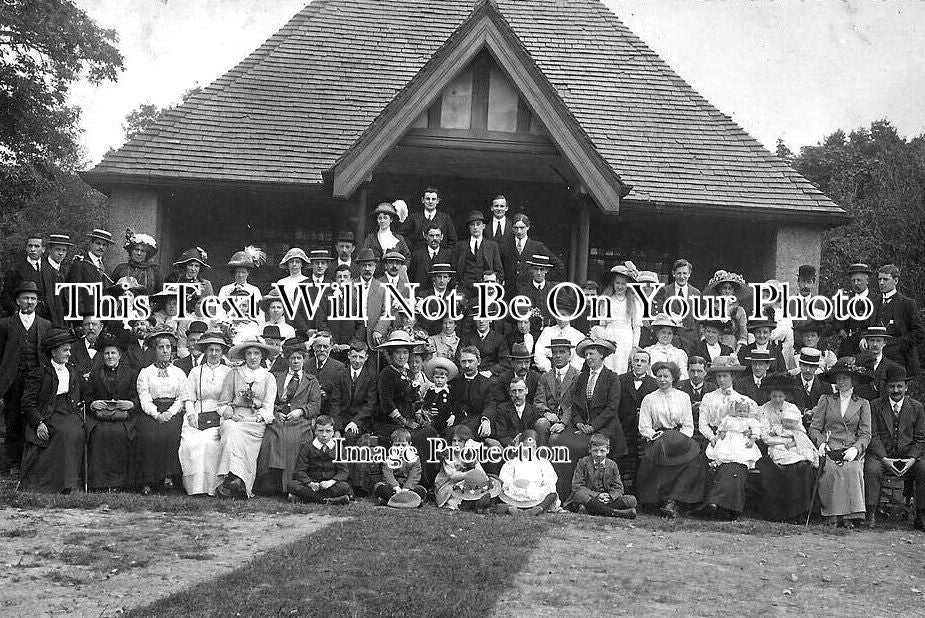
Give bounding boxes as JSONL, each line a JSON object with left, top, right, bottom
{"left": 257, "top": 290, "right": 297, "bottom": 341}
{"left": 179, "top": 331, "right": 231, "bottom": 496}
{"left": 214, "top": 339, "right": 278, "bottom": 498}
{"left": 274, "top": 247, "right": 310, "bottom": 298}
{"left": 644, "top": 314, "right": 689, "bottom": 380}
{"left": 592, "top": 261, "right": 641, "bottom": 375}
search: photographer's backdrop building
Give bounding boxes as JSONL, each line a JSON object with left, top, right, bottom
{"left": 83, "top": 0, "right": 846, "bottom": 290}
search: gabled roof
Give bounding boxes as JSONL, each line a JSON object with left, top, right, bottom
{"left": 84, "top": 0, "right": 844, "bottom": 220}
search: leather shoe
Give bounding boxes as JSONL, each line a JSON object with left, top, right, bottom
{"left": 610, "top": 508, "right": 636, "bottom": 519}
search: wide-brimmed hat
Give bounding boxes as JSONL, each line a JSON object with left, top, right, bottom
{"left": 104, "top": 276, "right": 145, "bottom": 297}
{"left": 707, "top": 356, "right": 746, "bottom": 373}
{"left": 649, "top": 430, "right": 701, "bottom": 466}
{"left": 281, "top": 337, "right": 308, "bottom": 357}
{"left": 428, "top": 262, "right": 455, "bottom": 276}
{"left": 308, "top": 249, "right": 333, "bottom": 262}
{"left": 793, "top": 320, "right": 830, "bottom": 337}
{"left": 650, "top": 314, "right": 681, "bottom": 330}
{"left": 743, "top": 349, "right": 773, "bottom": 364}
{"left": 861, "top": 326, "right": 893, "bottom": 340}
{"left": 258, "top": 288, "right": 285, "bottom": 312}
{"left": 499, "top": 478, "right": 546, "bottom": 509}
{"left": 547, "top": 337, "right": 575, "bottom": 350}
{"left": 196, "top": 331, "right": 230, "bottom": 350}
{"left": 12, "top": 281, "right": 39, "bottom": 299}
{"left": 760, "top": 372, "right": 797, "bottom": 394}
{"left": 46, "top": 233, "right": 74, "bottom": 247}
{"left": 93, "top": 331, "right": 124, "bottom": 352}
{"left": 450, "top": 468, "right": 502, "bottom": 502}
{"left": 261, "top": 325, "right": 283, "bottom": 340}
{"left": 883, "top": 364, "right": 914, "bottom": 383}
{"left": 173, "top": 247, "right": 210, "bottom": 269}
{"left": 525, "top": 254, "right": 554, "bottom": 269}
{"left": 796, "top": 347, "right": 823, "bottom": 366}
{"left": 609, "top": 261, "right": 638, "bottom": 283}
{"left": 382, "top": 251, "right": 406, "bottom": 263}
{"left": 377, "top": 330, "right": 416, "bottom": 350}
{"left": 423, "top": 356, "right": 459, "bottom": 380}
{"left": 87, "top": 229, "right": 114, "bottom": 244}
{"left": 747, "top": 319, "right": 776, "bottom": 332}
{"left": 43, "top": 327, "right": 76, "bottom": 353}
{"left": 228, "top": 339, "right": 277, "bottom": 361}
{"left": 227, "top": 246, "right": 267, "bottom": 270}
{"left": 372, "top": 202, "right": 398, "bottom": 218}
{"left": 575, "top": 338, "right": 615, "bottom": 358}
{"left": 278, "top": 248, "right": 310, "bottom": 268}
{"left": 335, "top": 231, "right": 356, "bottom": 244}
{"left": 846, "top": 263, "right": 873, "bottom": 275}
{"left": 699, "top": 319, "right": 728, "bottom": 331}
{"left": 509, "top": 343, "right": 532, "bottom": 360}
{"left": 703, "top": 270, "right": 747, "bottom": 296}
{"left": 821, "top": 357, "right": 872, "bottom": 385}
{"left": 355, "top": 248, "right": 378, "bottom": 263}
{"left": 387, "top": 489, "right": 422, "bottom": 509}
{"left": 143, "top": 324, "right": 178, "bottom": 346}
{"left": 636, "top": 270, "right": 659, "bottom": 284}
{"left": 149, "top": 288, "right": 178, "bottom": 311}
{"left": 122, "top": 229, "right": 157, "bottom": 257}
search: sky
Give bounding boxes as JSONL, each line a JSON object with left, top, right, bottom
{"left": 69, "top": 0, "right": 925, "bottom": 167}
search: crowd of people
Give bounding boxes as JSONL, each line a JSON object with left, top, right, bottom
{"left": 1, "top": 188, "right": 923, "bottom": 528}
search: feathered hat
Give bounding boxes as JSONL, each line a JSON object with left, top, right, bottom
{"left": 122, "top": 228, "right": 158, "bottom": 258}
{"left": 227, "top": 246, "right": 267, "bottom": 270}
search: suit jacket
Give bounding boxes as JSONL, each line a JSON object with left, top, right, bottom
{"left": 485, "top": 216, "right": 514, "bottom": 245}
{"left": 459, "top": 329, "right": 510, "bottom": 376}
{"left": 70, "top": 338, "right": 104, "bottom": 377}
{"left": 808, "top": 393, "right": 872, "bottom": 453}
{"left": 325, "top": 259, "right": 360, "bottom": 281}
{"left": 493, "top": 402, "right": 542, "bottom": 445}
{"left": 21, "top": 363, "right": 83, "bottom": 439}
{"left": 40, "top": 256, "right": 68, "bottom": 326}
{"left": 2, "top": 257, "right": 45, "bottom": 317}
{"left": 617, "top": 373, "right": 658, "bottom": 453}
{"left": 500, "top": 238, "right": 564, "bottom": 294}
{"left": 408, "top": 246, "right": 455, "bottom": 288}
{"left": 868, "top": 396, "right": 925, "bottom": 460}
{"left": 742, "top": 341, "right": 787, "bottom": 376}
{"left": 0, "top": 313, "right": 51, "bottom": 397}
{"left": 692, "top": 340, "right": 732, "bottom": 364}
{"left": 305, "top": 356, "right": 350, "bottom": 419}
{"left": 869, "top": 292, "right": 924, "bottom": 376}
{"left": 653, "top": 284, "right": 702, "bottom": 355}
{"left": 415, "top": 286, "right": 460, "bottom": 336}
{"left": 734, "top": 375, "right": 770, "bottom": 406}
{"left": 569, "top": 367, "right": 626, "bottom": 457}
{"left": 403, "top": 210, "right": 458, "bottom": 252}
{"left": 365, "top": 274, "right": 412, "bottom": 348}
{"left": 534, "top": 365, "right": 579, "bottom": 421}
{"left": 789, "top": 374, "right": 833, "bottom": 413}
{"left": 454, "top": 237, "right": 504, "bottom": 288}
{"left": 494, "top": 369, "right": 541, "bottom": 403}
{"left": 274, "top": 369, "right": 322, "bottom": 421}
{"left": 449, "top": 373, "right": 503, "bottom": 430}
{"left": 341, "top": 364, "right": 377, "bottom": 432}
{"left": 66, "top": 252, "right": 113, "bottom": 316}
{"left": 677, "top": 379, "right": 718, "bottom": 433}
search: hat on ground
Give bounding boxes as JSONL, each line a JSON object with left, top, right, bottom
{"left": 43, "top": 327, "right": 76, "bottom": 353}
{"left": 450, "top": 468, "right": 502, "bottom": 502}
{"left": 798, "top": 265, "right": 817, "bottom": 280}
{"left": 187, "top": 320, "right": 209, "bottom": 335}
{"left": 93, "top": 331, "right": 124, "bottom": 352}
{"left": 355, "top": 248, "right": 378, "bottom": 263}
{"left": 846, "top": 263, "right": 873, "bottom": 275}
{"left": 372, "top": 202, "right": 398, "bottom": 218}
{"left": 609, "top": 261, "right": 638, "bottom": 283}
{"left": 525, "top": 254, "right": 554, "bottom": 269}
{"left": 228, "top": 339, "right": 277, "bottom": 362}
{"left": 707, "top": 356, "right": 747, "bottom": 373}
{"left": 747, "top": 319, "right": 776, "bottom": 332}
{"left": 743, "top": 349, "right": 774, "bottom": 364}
{"left": 883, "top": 364, "right": 914, "bottom": 383}
{"left": 122, "top": 229, "right": 157, "bottom": 257}
{"left": 575, "top": 338, "right": 615, "bottom": 358}
{"left": 105, "top": 276, "right": 145, "bottom": 297}
{"left": 47, "top": 233, "right": 74, "bottom": 247}
{"left": 196, "top": 331, "right": 230, "bottom": 350}
{"left": 499, "top": 478, "right": 546, "bottom": 509}
{"left": 861, "top": 326, "right": 893, "bottom": 340}
{"left": 423, "top": 356, "right": 459, "bottom": 381}
{"left": 377, "top": 330, "right": 416, "bottom": 350}
{"left": 703, "top": 270, "right": 747, "bottom": 296}
{"left": 387, "top": 489, "right": 422, "bottom": 509}
{"left": 650, "top": 430, "right": 701, "bottom": 467}
{"left": 335, "top": 231, "right": 356, "bottom": 244}
{"left": 12, "top": 281, "right": 39, "bottom": 299}
{"left": 760, "top": 373, "right": 797, "bottom": 394}
{"left": 382, "top": 251, "right": 406, "bottom": 263}
{"left": 262, "top": 325, "right": 283, "bottom": 340}
{"left": 87, "top": 229, "right": 114, "bottom": 244}
{"left": 509, "top": 343, "right": 532, "bottom": 360}
{"left": 428, "top": 262, "right": 455, "bottom": 276}
{"left": 173, "top": 247, "right": 210, "bottom": 269}
{"left": 278, "top": 248, "right": 310, "bottom": 268}
{"left": 821, "top": 357, "right": 872, "bottom": 385}
{"left": 796, "top": 347, "right": 823, "bottom": 366}
{"left": 548, "top": 337, "right": 576, "bottom": 350}
{"left": 636, "top": 271, "right": 659, "bottom": 284}
{"left": 308, "top": 249, "right": 333, "bottom": 262}
{"left": 143, "top": 324, "right": 179, "bottom": 346}
{"left": 650, "top": 313, "right": 681, "bottom": 330}
{"left": 281, "top": 337, "right": 308, "bottom": 357}
{"left": 227, "top": 246, "right": 267, "bottom": 270}
{"left": 466, "top": 210, "right": 485, "bottom": 224}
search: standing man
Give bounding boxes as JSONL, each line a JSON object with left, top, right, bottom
{"left": 836, "top": 262, "right": 874, "bottom": 357}
{"left": 455, "top": 210, "right": 503, "bottom": 299}
{"left": 67, "top": 228, "right": 115, "bottom": 317}
{"left": 0, "top": 281, "right": 51, "bottom": 473}
{"left": 366, "top": 251, "right": 411, "bottom": 349}
{"left": 415, "top": 263, "right": 459, "bottom": 336}
{"left": 503, "top": 214, "right": 563, "bottom": 295}
{"left": 868, "top": 264, "right": 924, "bottom": 377}
{"left": 408, "top": 223, "right": 454, "bottom": 288}
{"left": 403, "top": 187, "right": 458, "bottom": 253}
{"left": 653, "top": 259, "right": 701, "bottom": 357}
{"left": 520, "top": 254, "right": 558, "bottom": 332}
{"left": 41, "top": 233, "right": 73, "bottom": 327}
{"left": 326, "top": 231, "right": 359, "bottom": 280}
{"left": 2, "top": 234, "right": 46, "bottom": 318}
{"left": 485, "top": 194, "right": 513, "bottom": 245}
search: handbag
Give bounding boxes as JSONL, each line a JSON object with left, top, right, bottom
{"left": 197, "top": 410, "right": 221, "bottom": 430}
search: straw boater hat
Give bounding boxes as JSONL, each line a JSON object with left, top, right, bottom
{"left": 173, "top": 247, "right": 210, "bottom": 269}
{"left": 93, "top": 331, "right": 124, "bottom": 352}
{"left": 196, "top": 331, "right": 230, "bottom": 351}
{"left": 500, "top": 478, "right": 546, "bottom": 509}
{"left": 228, "top": 339, "right": 277, "bottom": 362}
{"left": 377, "top": 330, "right": 416, "bottom": 350}
{"left": 525, "top": 254, "right": 554, "bottom": 269}
{"left": 42, "top": 327, "right": 76, "bottom": 353}
{"left": 227, "top": 246, "right": 267, "bottom": 270}
{"left": 703, "top": 270, "right": 747, "bottom": 296}
{"left": 636, "top": 271, "right": 659, "bottom": 284}
{"left": 861, "top": 326, "right": 893, "bottom": 340}
{"left": 743, "top": 349, "right": 774, "bottom": 364}
{"left": 795, "top": 347, "right": 823, "bottom": 367}
{"left": 609, "top": 261, "right": 638, "bottom": 282}
{"left": 122, "top": 229, "right": 157, "bottom": 258}
{"left": 706, "top": 355, "right": 746, "bottom": 373}
{"left": 760, "top": 373, "right": 797, "bottom": 395}
{"left": 846, "top": 263, "right": 873, "bottom": 275}
{"left": 509, "top": 343, "right": 533, "bottom": 360}
{"left": 450, "top": 468, "right": 502, "bottom": 502}
{"left": 372, "top": 202, "right": 398, "bottom": 219}
{"left": 143, "top": 324, "right": 178, "bottom": 347}
{"left": 428, "top": 262, "right": 455, "bottom": 275}
{"left": 547, "top": 337, "right": 576, "bottom": 350}
{"left": 650, "top": 314, "right": 681, "bottom": 330}
{"left": 387, "top": 489, "right": 423, "bottom": 509}
{"left": 423, "top": 356, "right": 459, "bottom": 380}
{"left": 821, "top": 357, "right": 872, "bottom": 385}
{"left": 87, "top": 229, "right": 115, "bottom": 244}
{"left": 47, "top": 233, "right": 74, "bottom": 247}
{"left": 575, "top": 337, "right": 615, "bottom": 358}
{"left": 308, "top": 249, "right": 333, "bottom": 262}
{"left": 278, "top": 247, "right": 310, "bottom": 268}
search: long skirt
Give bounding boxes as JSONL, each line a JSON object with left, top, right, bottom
{"left": 20, "top": 402, "right": 85, "bottom": 493}
{"left": 217, "top": 414, "right": 266, "bottom": 497}
{"left": 636, "top": 443, "right": 707, "bottom": 506}
{"left": 707, "top": 463, "right": 749, "bottom": 513}
{"left": 179, "top": 420, "right": 222, "bottom": 495}
{"left": 758, "top": 459, "right": 816, "bottom": 521}
{"left": 256, "top": 418, "right": 313, "bottom": 495}
{"left": 135, "top": 399, "right": 183, "bottom": 486}
{"left": 817, "top": 458, "right": 865, "bottom": 517}
{"left": 550, "top": 429, "right": 592, "bottom": 501}
{"left": 86, "top": 416, "right": 135, "bottom": 489}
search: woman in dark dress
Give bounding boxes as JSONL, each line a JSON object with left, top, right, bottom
{"left": 20, "top": 328, "right": 86, "bottom": 494}
{"left": 165, "top": 247, "right": 214, "bottom": 312}
{"left": 111, "top": 230, "right": 162, "bottom": 295}
{"left": 84, "top": 332, "right": 140, "bottom": 491}
{"left": 362, "top": 202, "right": 411, "bottom": 276}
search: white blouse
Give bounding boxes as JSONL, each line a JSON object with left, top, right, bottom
{"left": 639, "top": 388, "right": 694, "bottom": 439}
{"left": 137, "top": 364, "right": 190, "bottom": 420}
{"left": 187, "top": 362, "right": 232, "bottom": 414}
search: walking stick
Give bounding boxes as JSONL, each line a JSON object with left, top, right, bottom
{"left": 805, "top": 430, "right": 831, "bottom": 527}
{"left": 80, "top": 401, "right": 89, "bottom": 493}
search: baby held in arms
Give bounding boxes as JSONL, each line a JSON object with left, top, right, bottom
{"left": 706, "top": 400, "right": 762, "bottom": 469}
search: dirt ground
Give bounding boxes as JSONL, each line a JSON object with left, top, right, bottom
{"left": 494, "top": 516, "right": 925, "bottom": 617}
{"left": 0, "top": 506, "right": 339, "bottom": 617}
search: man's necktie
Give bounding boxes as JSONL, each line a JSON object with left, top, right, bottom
{"left": 286, "top": 373, "right": 300, "bottom": 400}
{"left": 586, "top": 370, "right": 598, "bottom": 400}
{"left": 494, "top": 222, "right": 500, "bottom": 237}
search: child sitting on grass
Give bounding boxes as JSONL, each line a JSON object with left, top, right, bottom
{"left": 373, "top": 428, "right": 426, "bottom": 505}
{"left": 569, "top": 433, "right": 637, "bottom": 518}
{"left": 435, "top": 425, "right": 497, "bottom": 511}
{"left": 497, "top": 430, "right": 559, "bottom": 516}
{"left": 287, "top": 415, "right": 352, "bottom": 505}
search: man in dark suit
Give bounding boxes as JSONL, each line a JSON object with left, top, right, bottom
{"left": 533, "top": 338, "right": 580, "bottom": 444}
{"left": 789, "top": 348, "right": 834, "bottom": 427}
{"left": 402, "top": 187, "right": 458, "bottom": 253}
{"left": 741, "top": 319, "right": 787, "bottom": 376}
{"left": 66, "top": 228, "right": 115, "bottom": 317}
{"left": 365, "top": 251, "right": 411, "bottom": 349}
{"left": 339, "top": 341, "right": 377, "bottom": 437}
{"left": 518, "top": 253, "right": 561, "bottom": 332}
{"left": 735, "top": 350, "right": 772, "bottom": 405}
{"left": 867, "top": 264, "right": 924, "bottom": 376}
{"left": 692, "top": 321, "right": 732, "bottom": 364}
{"left": 325, "top": 231, "right": 360, "bottom": 280}
{"left": 459, "top": 314, "right": 510, "bottom": 377}
{"left": 173, "top": 320, "right": 209, "bottom": 375}
{"left": 305, "top": 331, "right": 350, "bottom": 421}
{"left": 320, "top": 264, "right": 367, "bottom": 363}
{"left": 455, "top": 210, "right": 504, "bottom": 299}
{"left": 856, "top": 328, "right": 903, "bottom": 401}
{"left": 40, "top": 233, "right": 74, "bottom": 327}
{"left": 863, "top": 365, "right": 925, "bottom": 530}
{"left": 501, "top": 214, "right": 564, "bottom": 296}
{"left": 0, "top": 281, "right": 51, "bottom": 472}
{"left": 485, "top": 194, "right": 514, "bottom": 245}
{"left": 653, "top": 259, "right": 702, "bottom": 356}
{"left": 450, "top": 345, "right": 504, "bottom": 438}
{"left": 616, "top": 349, "right": 658, "bottom": 485}
{"left": 70, "top": 316, "right": 105, "bottom": 378}
{"left": 836, "top": 262, "right": 874, "bottom": 357}
{"left": 494, "top": 343, "right": 541, "bottom": 404}
{"left": 493, "top": 376, "right": 543, "bottom": 446}
{"left": 569, "top": 339, "right": 625, "bottom": 457}
{"left": 408, "top": 223, "right": 455, "bottom": 288}
{"left": 415, "top": 263, "right": 461, "bottom": 336}
{"left": 677, "top": 355, "right": 718, "bottom": 448}
{"left": 2, "top": 234, "right": 45, "bottom": 318}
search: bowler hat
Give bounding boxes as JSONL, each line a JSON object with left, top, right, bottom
{"left": 262, "top": 325, "right": 283, "bottom": 340}
{"left": 846, "top": 263, "right": 873, "bottom": 275}
{"left": 47, "top": 233, "right": 74, "bottom": 247}
{"left": 43, "top": 327, "right": 76, "bottom": 353}
{"left": 883, "top": 364, "right": 914, "bottom": 383}
{"left": 466, "top": 210, "right": 486, "bottom": 224}
{"left": 278, "top": 248, "right": 310, "bottom": 268}
{"left": 354, "top": 248, "right": 378, "bottom": 263}
{"left": 798, "top": 265, "right": 817, "bottom": 280}
{"left": 12, "top": 281, "right": 39, "bottom": 299}
{"left": 335, "top": 231, "right": 356, "bottom": 244}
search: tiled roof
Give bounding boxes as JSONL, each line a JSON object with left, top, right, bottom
{"left": 85, "top": 0, "right": 843, "bottom": 219}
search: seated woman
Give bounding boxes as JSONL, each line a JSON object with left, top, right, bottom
{"left": 84, "top": 332, "right": 139, "bottom": 492}
{"left": 215, "top": 338, "right": 278, "bottom": 498}
{"left": 497, "top": 430, "right": 559, "bottom": 515}
{"left": 636, "top": 361, "right": 706, "bottom": 518}
{"left": 136, "top": 325, "right": 190, "bottom": 494}
{"left": 20, "top": 329, "right": 85, "bottom": 494}
{"left": 756, "top": 374, "right": 819, "bottom": 522}
{"left": 704, "top": 397, "right": 763, "bottom": 520}
{"left": 256, "top": 337, "right": 320, "bottom": 496}
{"left": 179, "top": 331, "right": 231, "bottom": 496}
{"left": 809, "top": 357, "right": 872, "bottom": 527}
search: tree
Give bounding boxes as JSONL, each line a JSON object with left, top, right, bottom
{"left": 122, "top": 87, "right": 203, "bottom": 142}
{"left": 775, "top": 138, "right": 794, "bottom": 164}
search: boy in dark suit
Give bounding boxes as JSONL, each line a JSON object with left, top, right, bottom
{"left": 340, "top": 340, "right": 377, "bottom": 437}
{"left": 569, "top": 433, "right": 637, "bottom": 518}
{"left": 287, "top": 415, "right": 352, "bottom": 504}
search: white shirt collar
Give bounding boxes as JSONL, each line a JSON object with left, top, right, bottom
{"left": 312, "top": 437, "right": 336, "bottom": 451}
{"left": 19, "top": 312, "right": 35, "bottom": 329}
{"left": 88, "top": 253, "right": 103, "bottom": 268}
{"left": 892, "top": 398, "right": 905, "bottom": 411}
{"left": 883, "top": 289, "right": 897, "bottom": 300}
